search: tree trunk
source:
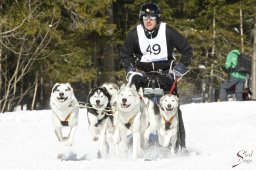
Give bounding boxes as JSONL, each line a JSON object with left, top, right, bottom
{"left": 252, "top": 18, "right": 256, "bottom": 99}
{"left": 31, "top": 71, "right": 38, "bottom": 110}
{"left": 0, "top": 23, "right": 2, "bottom": 112}
{"left": 239, "top": 3, "right": 244, "bottom": 52}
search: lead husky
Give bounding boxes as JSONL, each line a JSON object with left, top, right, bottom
{"left": 50, "top": 83, "right": 79, "bottom": 159}
{"left": 87, "top": 87, "right": 115, "bottom": 158}
{"left": 113, "top": 84, "right": 148, "bottom": 159}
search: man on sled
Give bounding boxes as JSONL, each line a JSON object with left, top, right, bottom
{"left": 120, "top": 2, "right": 193, "bottom": 152}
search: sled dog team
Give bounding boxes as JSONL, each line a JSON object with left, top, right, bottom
{"left": 50, "top": 82, "right": 181, "bottom": 160}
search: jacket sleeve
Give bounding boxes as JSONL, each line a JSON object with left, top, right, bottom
{"left": 225, "top": 51, "right": 238, "bottom": 69}
{"left": 120, "top": 28, "right": 141, "bottom": 72}
{"left": 166, "top": 25, "right": 192, "bottom": 67}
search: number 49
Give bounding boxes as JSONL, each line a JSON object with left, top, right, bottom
{"left": 146, "top": 44, "right": 161, "bottom": 55}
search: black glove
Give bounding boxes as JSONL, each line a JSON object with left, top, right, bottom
{"left": 174, "top": 63, "right": 187, "bottom": 77}
{"left": 126, "top": 71, "right": 144, "bottom": 89}
{"left": 131, "top": 74, "right": 143, "bottom": 87}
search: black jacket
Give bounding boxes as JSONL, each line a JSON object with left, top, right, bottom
{"left": 120, "top": 22, "right": 192, "bottom": 72}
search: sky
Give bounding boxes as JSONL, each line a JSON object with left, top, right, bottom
{"left": 0, "top": 101, "right": 255, "bottom": 170}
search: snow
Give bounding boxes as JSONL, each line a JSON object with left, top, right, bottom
{"left": 0, "top": 101, "right": 256, "bottom": 170}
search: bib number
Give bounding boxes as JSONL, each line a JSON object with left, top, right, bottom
{"left": 146, "top": 44, "right": 161, "bottom": 55}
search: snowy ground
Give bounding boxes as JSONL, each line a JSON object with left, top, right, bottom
{"left": 0, "top": 101, "right": 255, "bottom": 170}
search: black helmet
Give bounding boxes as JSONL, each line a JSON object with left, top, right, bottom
{"left": 139, "top": 3, "right": 161, "bottom": 20}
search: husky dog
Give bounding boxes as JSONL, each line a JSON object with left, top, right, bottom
{"left": 87, "top": 87, "right": 114, "bottom": 158}
{"left": 100, "top": 82, "right": 119, "bottom": 106}
{"left": 50, "top": 83, "right": 79, "bottom": 159}
{"left": 113, "top": 84, "right": 148, "bottom": 159}
{"left": 154, "top": 94, "right": 179, "bottom": 153}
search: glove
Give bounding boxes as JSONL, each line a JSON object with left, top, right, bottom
{"left": 174, "top": 63, "right": 187, "bottom": 77}
{"left": 131, "top": 74, "right": 143, "bottom": 87}
{"left": 126, "top": 71, "right": 144, "bottom": 87}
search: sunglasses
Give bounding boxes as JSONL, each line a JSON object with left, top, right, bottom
{"left": 142, "top": 15, "right": 157, "bottom": 21}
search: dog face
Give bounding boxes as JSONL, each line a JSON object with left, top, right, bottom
{"left": 51, "top": 83, "right": 74, "bottom": 104}
{"left": 88, "top": 87, "right": 111, "bottom": 109}
{"left": 101, "top": 83, "right": 119, "bottom": 97}
{"left": 159, "top": 94, "right": 179, "bottom": 113}
{"left": 116, "top": 84, "right": 138, "bottom": 109}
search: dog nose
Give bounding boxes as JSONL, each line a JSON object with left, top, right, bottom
{"left": 167, "top": 104, "right": 172, "bottom": 108}
{"left": 96, "top": 100, "right": 100, "bottom": 104}
{"left": 122, "top": 98, "right": 127, "bottom": 103}
{"left": 59, "top": 92, "right": 64, "bottom": 97}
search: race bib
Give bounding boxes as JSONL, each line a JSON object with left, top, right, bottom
{"left": 137, "top": 22, "right": 168, "bottom": 62}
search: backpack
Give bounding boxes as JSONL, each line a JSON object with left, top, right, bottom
{"left": 234, "top": 53, "right": 252, "bottom": 74}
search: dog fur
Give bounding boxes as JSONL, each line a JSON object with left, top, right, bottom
{"left": 157, "top": 94, "right": 179, "bottom": 152}
{"left": 100, "top": 82, "right": 119, "bottom": 106}
{"left": 143, "top": 94, "right": 180, "bottom": 154}
{"left": 87, "top": 87, "right": 114, "bottom": 158}
{"left": 113, "top": 84, "right": 148, "bottom": 159}
{"left": 50, "top": 83, "right": 79, "bottom": 158}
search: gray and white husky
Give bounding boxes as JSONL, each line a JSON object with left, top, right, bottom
{"left": 87, "top": 87, "right": 115, "bottom": 158}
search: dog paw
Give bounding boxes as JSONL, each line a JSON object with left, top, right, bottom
{"left": 144, "top": 130, "right": 150, "bottom": 141}
{"left": 93, "top": 137, "right": 99, "bottom": 141}
{"left": 57, "top": 154, "right": 64, "bottom": 160}
{"left": 65, "top": 141, "right": 73, "bottom": 147}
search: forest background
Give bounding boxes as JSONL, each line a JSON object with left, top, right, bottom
{"left": 0, "top": 0, "right": 256, "bottom": 112}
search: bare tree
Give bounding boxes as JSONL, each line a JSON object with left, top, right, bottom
{"left": 0, "top": 1, "right": 58, "bottom": 112}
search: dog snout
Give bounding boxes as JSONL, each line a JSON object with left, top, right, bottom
{"left": 96, "top": 100, "right": 100, "bottom": 104}
{"left": 59, "top": 92, "right": 64, "bottom": 97}
{"left": 167, "top": 104, "right": 172, "bottom": 108}
{"left": 122, "top": 98, "right": 127, "bottom": 103}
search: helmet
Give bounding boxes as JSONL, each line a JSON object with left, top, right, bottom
{"left": 139, "top": 3, "right": 161, "bottom": 20}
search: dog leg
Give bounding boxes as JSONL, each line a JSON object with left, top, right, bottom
{"left": 163, "top": 130, "right": 173, "bottom": 147}
{"left": 55, "top": 127, "right": 64, "bottom": 142}
{"left": 98, "top": 122, "right": 109, "bottom": 158}
{"left": 66, "top": 125, "right": 77, "bottom": 147}
{"left": 118, "top": 129, "right": 128, "bottom": 155}
{"left": 132, "top": 131, "right": 140, "bottom": 160}
{"left": 144, "top": 101, "right": 157, "bottom": 141}
{"left": 113, "top": 127, "right": 121, "bottom": 144}
{"left": 88, "top": 125, "right": 99, "bottom": 141}
{"left": 170, "top": 133, "right": 178, "bottom": 154}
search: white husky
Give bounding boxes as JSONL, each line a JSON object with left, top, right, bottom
{"left": 113, "top": 84, "right": 148, "bottom": 159}
{"left": 50, "top": 83, "right": 79, "bottom": 159}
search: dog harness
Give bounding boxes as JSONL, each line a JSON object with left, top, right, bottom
{"left": 55, "top": 112, "right": 72, "bottom": 126}
{"left": 87, "top": 104, "right": 114, "bottom": 127}
{"left": 124, "top": 114, "right": 137, "bottom": 129}
{"left": 160, "top": 113, "right": 176, "bottom": 130}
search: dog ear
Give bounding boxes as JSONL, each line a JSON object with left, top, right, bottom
{"left": 52, "top": 83, "right": 60, "bottom": 93}
{"left": 173, "top": 95, "right": 179, "bottom": 102}
{"left": 113, "top": 83, "right": 119, "bottom": 90}
{"left": 120, "top": 84, "right": 126, "bottom": 91}
{"left": 66, "top": 83, "right": 73, "bottom": 92}
{"left": 138, "top": 87, "right": 143, "bottom": 97}
{"left": 131, "top": 84, "right": 136, "bottom": 91}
